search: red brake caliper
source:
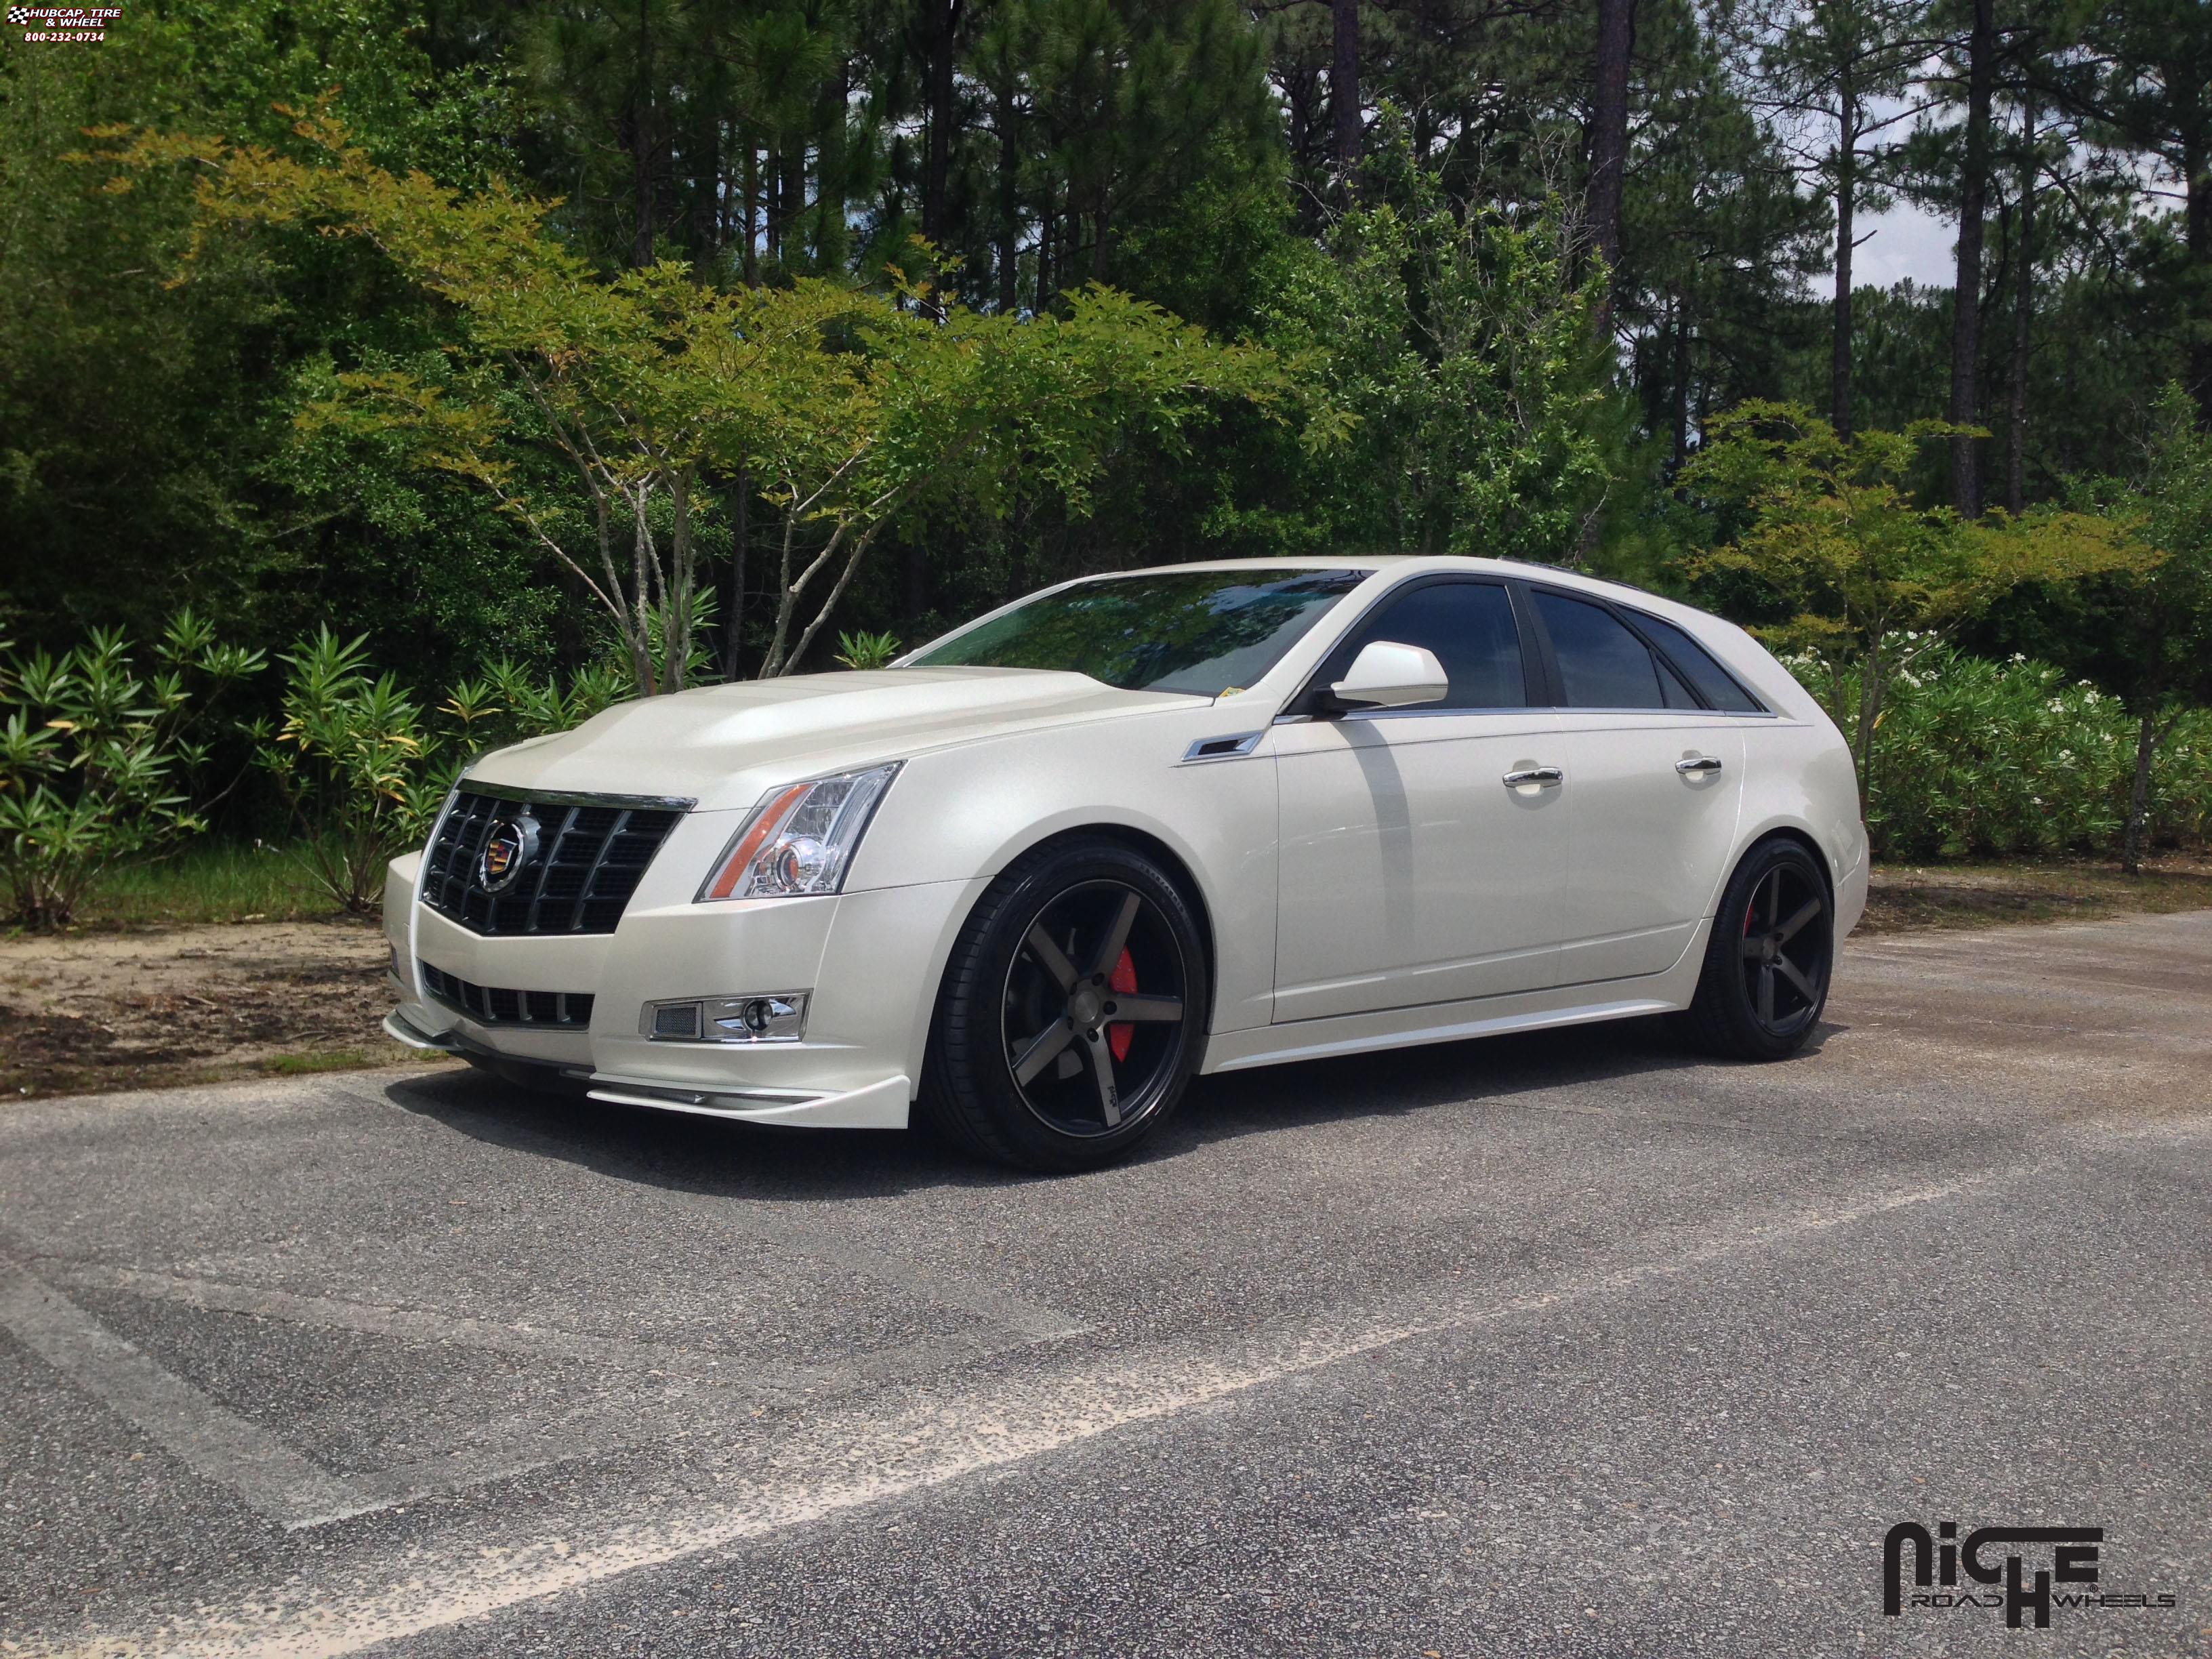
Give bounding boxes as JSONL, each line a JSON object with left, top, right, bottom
{"left": 1107, "top": 948, "right": 1138, "bottom": 1062}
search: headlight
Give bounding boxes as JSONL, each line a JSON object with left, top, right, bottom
{"left": 696, "top": 762, "right": 902, "bottom": 901}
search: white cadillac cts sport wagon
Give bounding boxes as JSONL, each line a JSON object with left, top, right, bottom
{"left": 384, "top": 556, "right": 1866, "bottom": 1169}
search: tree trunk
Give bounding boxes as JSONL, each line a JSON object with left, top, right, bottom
{"left": 817, "top": 58, "right": 851, "bottom": 270}
{"left": 1948, "top": 0, "right": 1996, "bottom": 514}
{"left": 2123, "top": 706, "right": 2158, "bottom": 874}
{"left": 1833, "top": 119, "right": 1856, "bottom": 437}
{"left": 2188, "top": 142, "right": 2212, "bottom": 426}
{"left": 782, "top": 142, "right": 805, "bottom": 267}
{"left": 996, "top": 77, "right": 1019, "bottom": 312}
{"left": 1037, "top": 182, "right": 1055, "bottom": 308}
{"left": 904, "top": 537, "right": 927, "bottom": 634}
{"left": 2005, "top": 91, "right": 2036, "bottom": 514}
{"left": 632, "top": 0, "right": 655, "bottom": 268}
{"left": 922, "top": 0, "right": 962, "bottom": 244}
{"left": 1586, "top": 0, "right": 1638, "bottom": 333}
{"left": 1670, "top": 293, "right": 1690, "bottom": 467}
{"left": 724, "top": 468, "right": 749, "bottom": 681}
{"left": 1332, "top": 0, "right": 1361, "bottom": 192}
{"left": 693, "top": 112, "right": 720, "bottom": 257}
{"left": 741, "top": 136, "right": 758, "bottom": 285}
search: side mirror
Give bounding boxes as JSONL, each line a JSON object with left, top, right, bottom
{"left": 1328, "top": 640, "right": 1450, "bottom": 710}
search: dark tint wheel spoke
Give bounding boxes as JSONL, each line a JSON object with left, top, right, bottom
{"left": 1024, "top": 925, "right": 1079, "bottom": 993}
{"left": 1757, "top": 963, "right": 1776, "bottom": 1025}
{"left": 1776, "top": 897, "right": 1822, "bottom": 944}
{"left": 1089, "top": 891, "right": 1141, "bottom": 981}
{"left": 1084, "top": 1031, "right": 1122, "bottom": 1127}
{"left": 1010, "top": 1017, "right": 1076, "bottom": 1087}
{"left": 1110, "top": 994, "right": 1182, "bottom": 1023}
{"left": 1776, "top": 956, "right": 1818, "bottom": 1002}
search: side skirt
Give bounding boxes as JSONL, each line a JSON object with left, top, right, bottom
{"left": 1203, "top": 916, "right": 1711, "bottom": 1076}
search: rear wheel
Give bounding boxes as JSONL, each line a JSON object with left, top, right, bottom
{"left": 920, "top": 838, "right": 1207, "bottom": 1171}
{"left": 1677, "top": 838, "right": 1834, "bottom": 1061}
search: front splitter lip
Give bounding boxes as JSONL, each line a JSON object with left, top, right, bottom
{"left": 583, "top": 1072, "right": 911, "bottom": 1129}
{"left": 383, "top": 1008, "right": 910, "bottom": 1130}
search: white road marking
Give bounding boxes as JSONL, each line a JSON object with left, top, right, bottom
{"left": 0, "top": 1265, "right": 361, "bottom": 1526}
{"left": 24, "top": 1168, "right": 2024, "bottom": 1659}
{"left": 0, "top": 1259, "right": 1082, "bottom": 1534}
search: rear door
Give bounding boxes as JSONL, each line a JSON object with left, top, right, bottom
{"left": 1270, "top": 577, "right": 1568, "bottom": 1021}
{"left": 1520, "top": 586, "right": 1746, "bottom": 985}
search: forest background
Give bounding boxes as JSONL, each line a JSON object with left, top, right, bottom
{"left": 3, "top": 0, "right": 2211, "bottom": 929}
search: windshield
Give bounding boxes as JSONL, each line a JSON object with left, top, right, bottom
{"left": 908, "top": 569, "right": 1371, "bottom": 696}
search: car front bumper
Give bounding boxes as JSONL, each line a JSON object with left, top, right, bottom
{"left": 382, "top": 850, "right": 985, "bottom": 1130}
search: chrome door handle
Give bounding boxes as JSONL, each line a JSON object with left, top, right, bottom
{"left": 1676, "top": 756, "right": 1724, "bottom": 775}
{"left": 1502, "top": 766, "right": 1563, "bottom": 788}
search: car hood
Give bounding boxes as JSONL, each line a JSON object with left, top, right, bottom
{"left": 464, "top": 666, "right": 1206, "bottom": 813}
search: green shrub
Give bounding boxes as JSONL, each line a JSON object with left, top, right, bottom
{"left": 834, "top": 630, "right": 902, "bottom": 671}
{"left": 1790, "top": 643, "right": 2212, "bottom": 859}
{"left": 258, "top": 631, "right": 632, "bottom": 914}
{"left": 0, "top": 613, "right": 263, "bottom": 928}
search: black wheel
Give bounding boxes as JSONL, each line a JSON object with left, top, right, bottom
{"left": 920, "top": 836, "right": 1208, "bottom": 1171}
{"left": 1677, "top": 838, "right": 1834, "bottom": 1061}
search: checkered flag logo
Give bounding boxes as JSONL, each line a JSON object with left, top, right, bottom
{"left": 7, "top": 8, "right": 32, "bottom": 23}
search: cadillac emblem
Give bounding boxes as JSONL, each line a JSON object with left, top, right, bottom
{"left": 478, "top": 812, "right": 539, "bottom": 893}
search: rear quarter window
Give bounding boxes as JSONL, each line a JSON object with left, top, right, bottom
{"left": 1629, "top": 613, "right": 1766, "bottom": 713}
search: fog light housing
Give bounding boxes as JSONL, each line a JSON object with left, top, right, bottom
{"left": 641, "top": 992, "right": 809, "bottom": 1044}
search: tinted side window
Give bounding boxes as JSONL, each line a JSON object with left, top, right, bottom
{"left": 1533, "top": 591, "right": 1666, "bottom": 709}
{"left": 1324, "top": 581, "right": 1526, "bottom": 709}
{"left": 1631, "top": 612, "right": 1765, "bottom": 712}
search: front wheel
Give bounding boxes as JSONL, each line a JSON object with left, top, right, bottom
{"left": 920, "top": 837, "right": 1208, "bottom": 1172}
{"left": 1676, "top": 838, "right": 1835, "bottom": 1061}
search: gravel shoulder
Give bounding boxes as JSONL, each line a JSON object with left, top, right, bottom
{"left": 3, "top": 853, "right": 2207, "bottom": 1102}
{"left": 0, "top": 922, "right": 450, "bottom": 1101}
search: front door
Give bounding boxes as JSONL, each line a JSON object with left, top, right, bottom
{"left": 1271, "top": 578, "right": 1568, "bottom": 1023}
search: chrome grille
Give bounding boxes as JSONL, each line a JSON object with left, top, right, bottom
{"left": 420, "top": 790, "right": 684, "bottom": 936}
{"left": 420, "top": 962, "right": 594, "bottom": 1029}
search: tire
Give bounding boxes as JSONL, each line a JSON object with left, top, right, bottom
{"left": 1676, "top": 837, "right": 1835, "bottom": 1061}
{"left": 919, "top": 836, "right": 1209, "bottom": 1172}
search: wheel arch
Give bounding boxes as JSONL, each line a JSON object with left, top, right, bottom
{"left": 1734, "top": 823, "right": 1836, "bottom": 903}
{"left": 970, "top": 820, "right": 1221, "bottom": 1028}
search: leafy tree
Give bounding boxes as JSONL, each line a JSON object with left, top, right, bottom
{"left": 1679, "top": 400, "right": 2140, "bottom": 806}
{"left": 0, "top": 0, "right": 514, "bottom": 657}
{"left": 1258, "top": 113, "right": 1617, "bottom": 563}
{"left": 2049, "top": 0, "right": 2212, "bottom": 424}
{"left": 1717, "top": 0, "right": 1938, "bottom": 437}
{"left": 2089, "top": 385, "right": 2212, "bottom": 871}
{"left": 102, "top": 115, "right": 1288, "bottom": 691}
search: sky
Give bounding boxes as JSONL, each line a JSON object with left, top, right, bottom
{"left": 1839, "top": 199, "right": 1957, "bottom": 289}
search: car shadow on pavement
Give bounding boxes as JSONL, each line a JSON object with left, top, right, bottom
{"left": 1160, "top": 1016, "right": 1838, "bottom": 1156}
{"left": 381, "top": 1016, "right": 1841, "bottom": 1201}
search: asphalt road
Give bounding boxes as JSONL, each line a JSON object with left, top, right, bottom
{"left": 2, "top": 912, "right": 2208, "bottom": 1658}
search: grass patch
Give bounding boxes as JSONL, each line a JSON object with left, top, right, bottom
{"left": 68, "top": 840, "right": 347, "bottom": 929}
{"left": 261, "top": 1048, "right": 380, "bottom": 1076}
